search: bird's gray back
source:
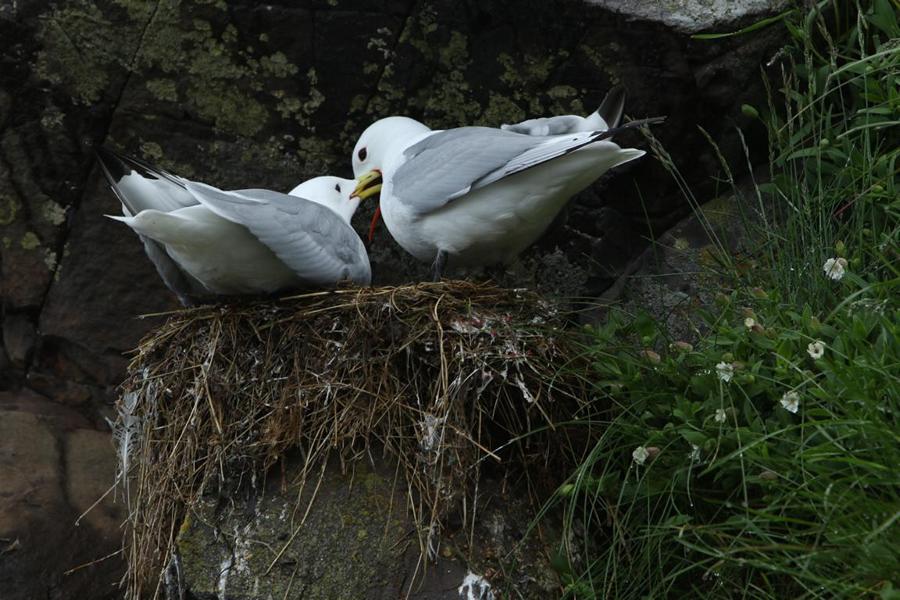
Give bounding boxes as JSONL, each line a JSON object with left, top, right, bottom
{"left": 393, "top": 127, "right": 545, "bottom": 215}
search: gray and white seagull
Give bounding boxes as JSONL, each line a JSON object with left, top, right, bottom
{"left": 97, "top": 149, "right": 374, "bottom": 305}
{"left": 350, "top": 105, "right": 663, "bottom": 279}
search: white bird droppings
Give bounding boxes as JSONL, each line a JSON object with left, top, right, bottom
{"left": 458, "top": 571, "right": 494, "bottom": 600}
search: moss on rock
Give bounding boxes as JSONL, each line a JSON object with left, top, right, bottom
{"left": 0, "top": 193, "right": 19, "bottom": 226}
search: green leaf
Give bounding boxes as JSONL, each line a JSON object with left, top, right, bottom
{"left": 679, "top": 429, "right": 708, "bottom": 446}
{"left": 867, "top": 0, "right": 900, "bottom": 38}
{"left": 691, "top": 8, "right": 796, "bottom": 39}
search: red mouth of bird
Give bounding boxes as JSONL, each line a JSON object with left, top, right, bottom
{"left": 367, "top": 205, "right": 382, "bottom": 244}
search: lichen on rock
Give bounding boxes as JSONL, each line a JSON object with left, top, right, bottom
{"left": 19, "top": 231, "right": 40, "bottom": 250}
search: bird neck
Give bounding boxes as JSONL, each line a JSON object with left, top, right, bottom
{"left": 380, "top": 121, "right": 432, "bottom": 172}
{"left": 337, "top": 199, "right": 361, "bottom": 224}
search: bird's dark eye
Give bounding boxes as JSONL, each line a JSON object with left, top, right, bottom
{"left": 358, "top": 147, "right": 367, "bottom": 162}
{"left": 335, "top": 183, "right": 341, "bottom": 192}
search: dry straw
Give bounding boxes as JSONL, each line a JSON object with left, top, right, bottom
{"left": 115, "top": 281, "right": 590, "bottom": 598}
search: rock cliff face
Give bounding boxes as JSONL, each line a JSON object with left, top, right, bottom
{"left": 0, "top": 1, "right": 783, "bottom": 598}
{"left": 170, "top": 458, "right": 558, "bottom": 599}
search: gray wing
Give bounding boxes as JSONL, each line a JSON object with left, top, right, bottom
{"left": 185, "top": 183, "right": 371, "bottom": 287}
{"left": 392, "top": 127, "right": 546, "bottom": 214}
{"left": 392, "top": 126, "right": 615, "bottom": 215}
{"left": 501, "top": 115, "right": 584, "bottom": 136}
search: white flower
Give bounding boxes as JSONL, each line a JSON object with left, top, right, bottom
{"left": 780, "top": 391, "right": 800, "bottom": 414}
{"left": 744, "top": 317, "right": 756, "bottom": 329}
{"left": 807, "top": 340, "right": 825, "bottom": 359}
{"left": 690, "top": 445, "right": 701, "bottom": 461}
{"left": 714, "top": 408, "right": 727, "bottom": 423}
{"left": 632, "top": 446, "right": 650, "bottom": 465}
{"left": 823, "top": 257, "right": 848, "bottom": 281}
{"left": 716, "top": 362, "right": 734, "bottom": 382}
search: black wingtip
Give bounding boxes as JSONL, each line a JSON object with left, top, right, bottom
{"left": 591, "top": 115, "right": 667, "bottom": 142}
{"left": 94, "top": 145, "right": 188, "bottom": 190}
{"left": 597, "top": 85, "right": 627, "bottom": 129}
{"left": 95, "top": 146, "right": 131, "bottom": 183}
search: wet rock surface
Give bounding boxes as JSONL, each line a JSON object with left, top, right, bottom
{"left": 1, "top": 1, "right": 781, "bottom": 596}
{"left": 170, "top": 457, "right": 556, "bottom": 600}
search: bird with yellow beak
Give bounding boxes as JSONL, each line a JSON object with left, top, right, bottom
{"left": 351, "top": 112, "right": 662, "bottom": 280}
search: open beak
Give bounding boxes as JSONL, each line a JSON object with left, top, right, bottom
{"left": 351, "top": 169, "right": 382, "bottom": 201}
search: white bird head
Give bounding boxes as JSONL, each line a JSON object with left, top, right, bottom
{"left": 351, "top": 116, "right": 431, "bottom": 178}
{"left": 288, "top": 176, "right": 360, "bottom": 224}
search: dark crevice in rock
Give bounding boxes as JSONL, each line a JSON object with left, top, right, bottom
{"left": 30, "top": 0, "right": 163, "bottom": 378}
{"left": 53, "top": 423, "right": 74, "bottom": 511}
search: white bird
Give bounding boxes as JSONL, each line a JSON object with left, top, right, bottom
{"left": 97, "top": 149, "right": 374, "bottom": 304}
{"left": 500, "top": 85, "right": 626, "bottom": 136}
{"left": 350, "top": 113, "right": 663, "bottom": 279}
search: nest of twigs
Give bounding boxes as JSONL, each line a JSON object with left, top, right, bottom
{"left": 116, "top": 281, "right": 590, "bottom": 598}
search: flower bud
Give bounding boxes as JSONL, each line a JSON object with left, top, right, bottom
{"left": 641, "top": 349, "right": 661, "bottom": 364}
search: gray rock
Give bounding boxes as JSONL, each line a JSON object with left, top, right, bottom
{"left": 2, "top": 314, "right": 36, "bottom": 367}
{"left": 599, "top": 178, "right": 767, "bottom": 343}
{"left": 0, "top": 389, "right": 123, "bottom": 600}
{"left": 64, "top": 428, "right": 125, "bottom": 538}
{"left": 586, "top": 0, "right": 788, "bottom": 33}
{"left": 170, "top": 458, "right": 558, "bottom": 600}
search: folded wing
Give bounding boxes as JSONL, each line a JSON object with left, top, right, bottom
{"left": 185, "top": 183, "right": 371, "bottom": 287}
{"left": 392, "top": 121, "right": 657, "bottom": 216}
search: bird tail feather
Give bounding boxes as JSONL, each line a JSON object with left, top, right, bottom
{"left": 596, "top": 85, "right": 627, "bottom": 129}
{"left": 95, "top": 146, "right": 192, "bottom": 215}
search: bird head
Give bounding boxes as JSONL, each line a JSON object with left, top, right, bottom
{"left": 288, "top": 176, "right": 360, "bottom": 224}
{"left": 351, "top": 116, "right": 431, "bottom": 184}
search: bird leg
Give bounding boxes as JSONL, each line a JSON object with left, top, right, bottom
{"left": 432, "top": 249, "right": 448, "bottom": 282}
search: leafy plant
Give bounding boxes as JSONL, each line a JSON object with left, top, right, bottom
{"left": 542, "top": 2, "right": 900, "bottom": 598}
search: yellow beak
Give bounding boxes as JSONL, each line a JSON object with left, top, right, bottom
{"left": 351, "top": 169, "right": 383, "bottom": 201}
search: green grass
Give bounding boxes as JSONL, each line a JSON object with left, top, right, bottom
{"left": 543, "top": 2, "right": 900, "bottom": 598}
